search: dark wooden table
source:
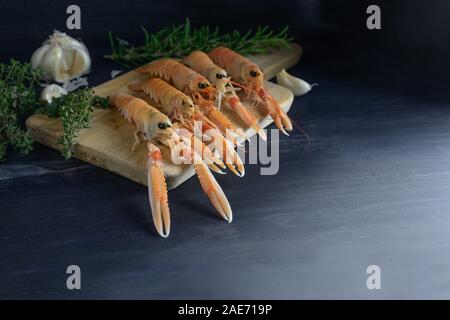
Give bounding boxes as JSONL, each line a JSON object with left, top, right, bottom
{"left": 2, "top": 0, "right": 450, "bottom": 299}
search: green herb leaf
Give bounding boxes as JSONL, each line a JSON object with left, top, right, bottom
{"left": 37, "top": 89, "right": 109, "bottom": 159}
{"left": 0, "top": 60, "right": 43, "bottom": 161}
{"left": 106, "top": 19, "right": 293, "bottom": 67}
{"left": 0, "top": 59, "right": 109, "bottom": 161}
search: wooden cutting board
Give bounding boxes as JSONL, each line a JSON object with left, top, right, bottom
{"left": 26, "top": 44, "right": 302, "bottom": 189}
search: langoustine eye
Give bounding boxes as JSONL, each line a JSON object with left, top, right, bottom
{"left": 158, "top": 122, "right": 171, "bottom": 129}
{"left": 198, "top": 82, "right": 209, "bottom": 89}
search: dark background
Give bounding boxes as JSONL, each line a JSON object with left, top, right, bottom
{"left": 2, "top": 0, "right": 450, "bottom": 299}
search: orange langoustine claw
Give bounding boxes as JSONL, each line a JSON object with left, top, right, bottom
{"left": 110, "top": 93, "right": 177, "bottom": 237}
{"left": 110, "top": 93, "right": 233, "bottom": 237}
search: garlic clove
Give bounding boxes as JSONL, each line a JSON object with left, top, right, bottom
{"left": 39, "top": 46, "right": 62, "bottom": 81}
{"left": 31, "top": 44, "right": 51, "bottom": 69}
{"left": 41, "top": 84, "right": 67, "bottom": 103}
{"left": 62, "top": 47, "right": 76, "bottom": 70}
{"left": 69, "top": 47, "right": 91, "bottom": 77}
{"left": 276, "top": 68, "right": 317, "bottom": 96}
{"left": 40, "top": 46, "right": 66, "bottom": 81}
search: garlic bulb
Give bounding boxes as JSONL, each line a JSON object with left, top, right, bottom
{"left": 276, "top": 69, "right": 317, "bottom": 96}
{"left": 31, "top": 31, "right": 91, "bottom": 82}
{"left": 41, "top": 84, "right": 67, "bottom": 103}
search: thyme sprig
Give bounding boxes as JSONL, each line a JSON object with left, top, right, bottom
{"left": 0, "top": 60, "right": 43, "bottom": 161}
{"left": 37, "top": 89, "right": 109, "bottom": 159}
{"left": 0, "top": 59, "right": 109, "bottom": 161}
{"left": 106, "top": 19, "right": 293, "bottom": 67}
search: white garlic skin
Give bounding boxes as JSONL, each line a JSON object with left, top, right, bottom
{"left": 31, "top": 31, "right": 91, "bottom": 83}
{"left": 110, "top": 70, "right": 122, "bottom": 78}
{"left": 276, "top": 68, "right": 316, "bottom": 96}
{"left": 41, "top": 84, "right": 67, "bottom": 103}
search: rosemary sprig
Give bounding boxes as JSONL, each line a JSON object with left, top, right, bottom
{"left": 37, "top": 89, "right": 109, "bottom": 159}
{"left": 106, "top": 19, "right": 293, "bottom": 67}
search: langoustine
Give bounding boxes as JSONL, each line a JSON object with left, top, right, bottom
{"left": 110, "top": 93, "right": 232, "bottom": 237}
{"left": 183, "top": 50, "right": 267, "bottom": 140}
{"left": 136, "top": 58, "right": 242, "bottom": 143}
{"left": 129, "top": 78, "right": 245, "bottom": 177}
{"left": 208, "top": 47, "right": 293, "bottom": 135}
